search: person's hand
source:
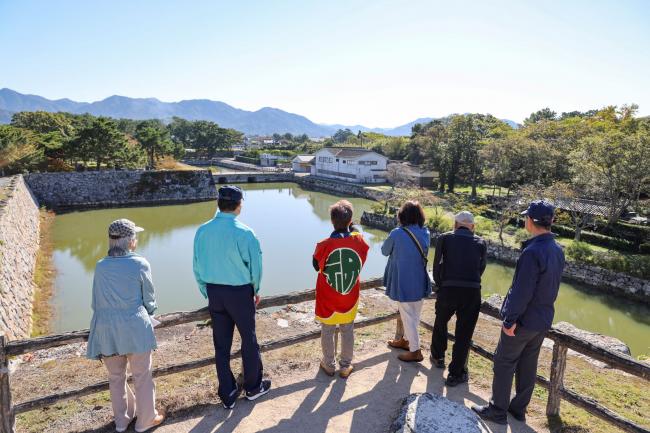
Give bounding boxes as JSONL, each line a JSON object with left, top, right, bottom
{"left": 502, "top": 322, "right": 517, "bottom": 336}
{"left": 254, "top": 295, "right": 261, "bottom": 307}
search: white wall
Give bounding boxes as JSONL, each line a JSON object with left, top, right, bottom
{"left": 312, "top": 149, "right": 387, "bottom": 183}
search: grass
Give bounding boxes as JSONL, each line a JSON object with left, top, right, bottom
{"left": 31, "top": 209, "right": 56, "bottom": 337}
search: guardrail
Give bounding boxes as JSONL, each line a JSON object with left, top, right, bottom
{"left": 1, "top": 277, "right": 648, "bottom": 433}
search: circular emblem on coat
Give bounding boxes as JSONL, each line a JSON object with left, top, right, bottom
{"left": 323, "top": 247, "right": 362, "bottom": 295}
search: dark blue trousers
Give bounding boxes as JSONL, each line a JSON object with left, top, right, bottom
{"left": 206, "top": 283, "right": 263, "bottom": 403}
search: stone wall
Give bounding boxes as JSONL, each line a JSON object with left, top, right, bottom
{"left": 212, "top": 158, "right": 269, "bottom": 172}
{"left": 295, "top": 176, "right": 389, "bottom": 201}
{"left": 361, "top": 211, "right": 650, "bottom": 305}
{"left": 0, "top": 176, "right": 40, "bottom": 340}
{"left": 213, "top": 172, "right": 294, "bottom": 184}
{"left": 25, "top": 170, "right": 217, "bottom": 210}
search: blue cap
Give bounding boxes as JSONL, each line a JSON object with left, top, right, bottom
{"left": 521, "top": 200, "right": 554, "bottom": 226}
{"left": 218, "top": 185, "right": 243, "bottom": 201}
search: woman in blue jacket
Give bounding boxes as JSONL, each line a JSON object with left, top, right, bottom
{"left": 382, "top": 201, "right": 432, "bottom": 362}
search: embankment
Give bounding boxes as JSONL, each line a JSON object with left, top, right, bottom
{"left": 0, "top": 176, "right": 40, "bottom": 340}
{"left": 360, "top": 211, "right": 650, "bottom": 305}
{"left": 25, "top": 170, "right": 217, "bottom": 210}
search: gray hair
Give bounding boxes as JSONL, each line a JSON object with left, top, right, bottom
{"left": 108, "top": 234, "right": 136, "bottom": 256}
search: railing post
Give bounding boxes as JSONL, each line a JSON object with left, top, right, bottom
{"left": 546, "top": 342, "right": 568, "bottom": 417}
{"left": 0, "top": 333, "right": 16, "bottom": 433}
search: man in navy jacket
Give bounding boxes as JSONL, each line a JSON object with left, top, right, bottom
{"left": 473, "top": 200, "right": 565, "bottom": 425}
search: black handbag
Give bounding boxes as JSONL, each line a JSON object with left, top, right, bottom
{"left": 401, "top": 227, "right": 434, "bottom": 287}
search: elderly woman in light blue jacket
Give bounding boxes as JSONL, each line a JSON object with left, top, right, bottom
{"left": 382, "top": 201, "right": 432, "bottom": 363}
{"left": 87, "top": 219, "right": 165, "bottom": 433}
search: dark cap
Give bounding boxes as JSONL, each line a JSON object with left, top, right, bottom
{"left": 218, "top": 185, "right": 243, "bottom": 201}
{"left": 521, "top": 200, "right": 555, "bottom": 226}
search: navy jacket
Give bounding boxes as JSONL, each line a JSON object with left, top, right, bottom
{"left": 432, "top": 227, "right": 487, "bottom": 289}
{"left": 501, "top": 233, "right": 565, "bottom": 331}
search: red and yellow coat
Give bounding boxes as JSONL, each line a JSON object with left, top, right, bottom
{"left": 313, "top": 232, "right": 369, "bottom": 325}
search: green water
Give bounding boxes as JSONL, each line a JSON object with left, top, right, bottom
{"left": 50, "top": 183, "right": 650, "bottom": 356}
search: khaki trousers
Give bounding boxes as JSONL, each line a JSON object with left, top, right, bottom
{"left": 398, "top": 300, "right": 424, "bottom": 351}
{"left": 103, "top": 352, "right": 158, "bottom": 431}
{"left": 321, "top": 322, "right": 354, "bottom": 369}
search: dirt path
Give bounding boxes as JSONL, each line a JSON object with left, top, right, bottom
{"left": 154, "top": 346, "right": 547, "bottom": 433}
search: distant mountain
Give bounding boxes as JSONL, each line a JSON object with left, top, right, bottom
{"left": 0, "top": 108, "right": 13, "bottom": 124}
{"left": 0, "top": 88, "right": 519, "bottom": 136}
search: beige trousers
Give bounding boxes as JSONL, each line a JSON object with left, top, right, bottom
{"left": 321, "top": 322, "right": 354, "bottom": 369}
{"left": 103, "top": 352, "right": 158, "bottom": 431}
{"left": 398, "top": 301, "right": 424, "bottom": 351}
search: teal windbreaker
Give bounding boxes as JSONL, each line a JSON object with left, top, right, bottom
{"left": 193, "top": 212, "right": 263, "bottom": 297}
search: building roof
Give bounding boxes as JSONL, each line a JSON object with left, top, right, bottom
{"left": 550, "top": 198, "right": 608, "bottom": 217}
{"left": 319, "top": 147, "right": 388, "bottom": 160}
{"left": 293, "top": 155, "right": 315, "bottom": 163}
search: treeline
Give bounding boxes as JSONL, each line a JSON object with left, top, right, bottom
{"left": 0, "top": 112, "right": 243, "bottom": 173}
{"left": 409, "top": 105, "right": 650, "bottom": 226}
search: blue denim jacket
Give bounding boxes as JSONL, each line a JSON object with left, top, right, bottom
{"left": 500, "top": 233, "right": 565, "bottom": 331}
{"left": 381, "top": 225, "right": 432, "bottom": 302}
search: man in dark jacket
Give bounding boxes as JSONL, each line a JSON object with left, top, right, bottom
{"left": 430, "top": 211, "right": 487, "bottom": 387}
{"left": 473, "top": 200, "right": 565, "bottom": 425}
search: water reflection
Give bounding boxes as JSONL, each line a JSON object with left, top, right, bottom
{"left": 50, "top": 183, "right": 650, "bottom": 357}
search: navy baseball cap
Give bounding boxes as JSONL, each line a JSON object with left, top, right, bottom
{"left": 521, "top": 200, "right": 555, "bottom": 226}
{"left": 218, "top": 185, "right": 243, "bottom": 201}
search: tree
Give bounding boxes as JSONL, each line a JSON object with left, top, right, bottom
{"left": 332, "top": 128, "right": 354, "bottom": 143}
{"left": 524, "top": 108, "right": 557, "bottom": 124}
{"left": 570, "top": 127, "right": 650, "bottom": 226}
{"left": 0, "top": 125, "right": 43, "bottom": 174}
{"left": 135, "top": 119, "right": 174, "bottom": 168}
{"left": 71, "top": 117, "right": 129, "bottom": 169}
{"left": 542, "top": 182, "right": 595, "bottom": 241}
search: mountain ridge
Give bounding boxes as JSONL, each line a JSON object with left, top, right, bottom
{"left": 0, "top": 88, "right": 519, "bottom": 136}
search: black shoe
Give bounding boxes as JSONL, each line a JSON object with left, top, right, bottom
{"left": 222, "top": 385, "right": 241, "bottom": 409}
{"left": 245, "top": 379, "right": 271, "bottom": 401}
{"left": 508, "top": 408, "right": 526, "bottom": 422}
{"left": 471, "top": 404, "right": 508, "bottom": 425}
{"left": 430, "top": 356, "right": 445, "bottom": 369}
{"left": 445, "top": 372, "right": 469, "bottom": 387}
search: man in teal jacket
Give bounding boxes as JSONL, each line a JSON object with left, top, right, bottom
{"left": 193, "top": 185, "right": 270, "bottom": 409}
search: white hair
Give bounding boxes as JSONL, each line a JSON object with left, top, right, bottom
{"left": 108, "top": 234, "right": 136, "bottom": 256}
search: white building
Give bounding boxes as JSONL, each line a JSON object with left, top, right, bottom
{"left": 291, "top": 155, "right": 315, "bottom": 173}
{"left": 311, "top": 148, "right": 388, "bottom": 184}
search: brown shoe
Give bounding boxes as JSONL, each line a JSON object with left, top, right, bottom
{"left": 387, "top": 338, "right": 410, "bottom": 351}
{"left": 339, "top": 365, "right": 354, "bottom": 378}
{"left": 135, "top": 413, "right": 165, "bottom": 432}
{"left": 398, "top": 350, "right": 424, "bottom": 363}
{"left": 320, "top": 361, "right": 335, "bottom": 377}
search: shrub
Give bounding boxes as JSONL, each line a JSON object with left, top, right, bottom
{"left": 514, "top": 229, "right": 530, "bottom": 245}
{"left": 427, "top": 208, "right": 453, "bottom": 233}
{"left": 565, "top": 241, "right": 593, "bottom": 262}
{"left": 552, "top": 224, "right": 637, "bottom": 253}
{"left": 639, "top": 243, "right": 650, "bottom": 255}
{"left": 504, "top": 225, "right": 517, "bottom": 235}
{"left": 474, "top": 216, "right": 494, "bottom": 236}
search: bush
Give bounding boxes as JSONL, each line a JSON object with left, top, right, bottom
{"left": 427, "top": 208, "right": 453, "bottom": 233}
{"left": 591, "top": 251, "right": 629, "bottom": 273}
{"left": 474, "top": 216, "right": 494, "bottom": 236}
{"left": 552, "top": 224, "right": 637, "bottom": 253}
{"left": 514, "top": 229, "right": 530, "bottom": 245}
{"left": 565, "top": 241, "right": 593, "bottom": 262}
{"left": 639, "top": 243, "right": 650, "bottom": 255}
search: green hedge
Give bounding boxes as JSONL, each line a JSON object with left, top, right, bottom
{"left": 552, "top": 224, "right": 639, "bottom": 253}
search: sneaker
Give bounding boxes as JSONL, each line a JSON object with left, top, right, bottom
{"left": 471, "top": 404, "right": 508, "bottom": 425}
{"left": 430, "top": 356, "right": 445, "bottom": 369}
{"left": 398, "top": 349, "right": 424, "bottom": 363}
{"left": 508, "top": 408, "right": 526, "bottom": 422}
{"left": 221, "top": 385, "right": 241, "bottom": 409}
{"left": 320, "top": 361, "right": 335, "bottom": 377}
{"left": 445, "top": 372, "right": 469, "bottom": 387}
{"left": 245, "top": 379, "right": 272, "bottom": 401}
{"left": 387, "top": 338, "right": 410, "bottom": 351}
{"left": 339, "top": 365, "right": 354, "bottom": 379}
{"left": 135, "top": 413, "right": 166, "bottom": 432}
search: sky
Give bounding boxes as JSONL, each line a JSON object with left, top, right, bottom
{"left": 1, "top": 0, "right": 649, "bottom": 127}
